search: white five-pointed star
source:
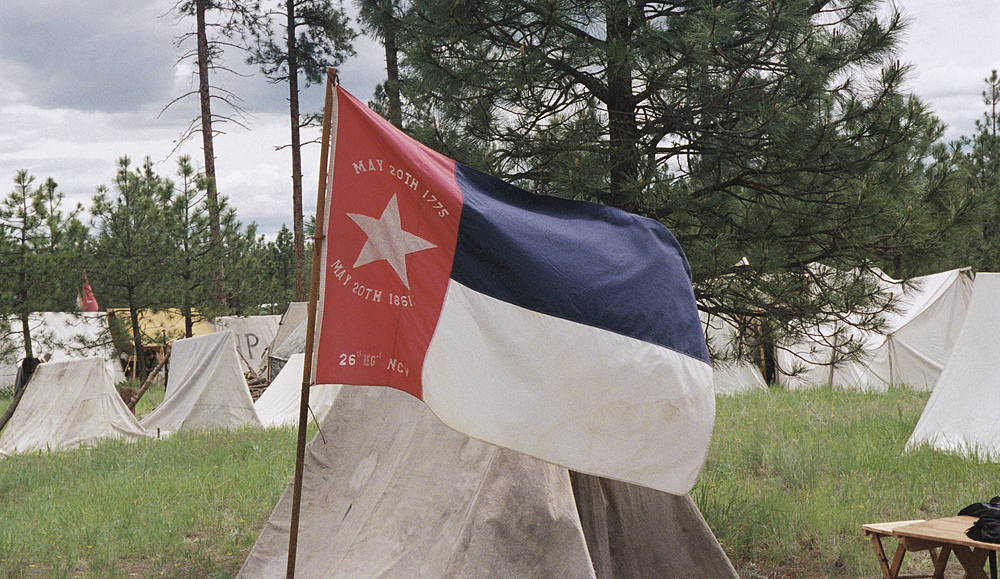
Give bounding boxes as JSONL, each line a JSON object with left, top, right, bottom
{"left": 347, "top": 194, "right": 437, "bottom": 289}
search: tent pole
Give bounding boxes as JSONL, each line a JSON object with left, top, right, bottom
{"left": 286, "top": 66, "right": 337, "bottom": 579}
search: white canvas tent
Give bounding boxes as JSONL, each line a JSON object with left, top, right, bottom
{"left": 213, "top": 315, "right": 281, "bottom": 375}
{"left": 0, "top": 357, "right": 147, "bottom": 455}
{"left": 701, "top": 311, "right": 767, "bottom": 395}
{"left": 774, "top": 268, "right": 898, "bottom": 389}
{"left": 140, "top": 331, "right": 261, "bottom": 434}
{"left": 253, "top": 353, "right": 341, "bottom": 428}
{"left": 907, "top": 273, "right": 1000, "bottom": 457}
{"left": 237, "top": 386, "right": 737, "bottom": 579}
{"left": 266, "top": 302, "right": 307, "bottom": 380}
{"left": 267, "top": 320, "right": 307, "bottom": 381}
{"left": 269, "top": 303, "right": 307, "bottom": 355}
{"left": 1, "top": 312, "right": 125, "bottom": 387}
{"left": 776, "top": 268, "right": 973, "bottom": 391}
{"left": 774, "top": 324, "right": 839, "bottom": 390}
{"left": 849, "top": 268, "right": 973, "bottom": 391}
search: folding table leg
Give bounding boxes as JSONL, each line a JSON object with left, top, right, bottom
{"left": 928, "top": 545, "right": 951, "bottom": 579}
{"left": 889, "top": 542, "right": 907, "bottom": 578}
{"left": 869, "top": 533, "right": 905, "bottom": 579}
{"left": 952, "top": 545, "right": 990, "bottom": 579}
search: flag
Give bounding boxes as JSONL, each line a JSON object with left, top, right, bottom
{"left": 80, "top": 271, "right": 99, "bottom": 312}
{"left": 312, "top": 86, "right": 715, "bottom": 494}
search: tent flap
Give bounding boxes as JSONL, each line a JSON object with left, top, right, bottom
{"left": 238, "top": 386, "right": 597, "bottom": 579}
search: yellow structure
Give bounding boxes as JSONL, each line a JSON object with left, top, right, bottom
{"left": 106, "top": 309, "right": 215, "bottom": 379}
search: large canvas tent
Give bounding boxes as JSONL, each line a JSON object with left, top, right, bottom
{"left": 0, "top": 357, "right": 147, "bottom": 455}
{"left": 774, "top": 319, "right": 847, "bottom": 390}
{"left": 253, "top": 353, "right": 341, "bottom": 428}
{"left": 775, "top": 268, "right": 973, "bottom": 391}
{"left": 906, "top": 273, "right": 1000, "bottom": 457}
{"left": 237, "top": 386, "right": 737, "bottom": 578}
{"left": 701, "top": 311, "right": 767, "bottom": 395}
{"left": 140, "top": 331, "right": 261, "bottom": 434}
{"left": 212, "top": 315, "right": 281, "bottom": 375}
{"left": 1, "top": 312, "right": 125, "bottom": 387}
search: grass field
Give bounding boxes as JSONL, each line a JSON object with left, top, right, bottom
{"left": 0, "top": 382, "right": 303, "bottom": 579}
{"left": 699, "top": 386, "right": 998, "bottom": 578}
{"left": 1, "top": 383, "right": 996, "bottom": 578}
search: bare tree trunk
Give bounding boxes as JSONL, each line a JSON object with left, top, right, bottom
{"left": 18, "top": 313, "right": 33, "bottom": 359}
{"left": 184, "top": 296, "right": 194, "bottom": 338}
{"left": 127, "top": 350, "right": 171, "bottom": 412}
{"left": 287, "top": 0, "right": 307, "bottom": 301}
{"left": 196, "top": 0, "right": 227, "bottom": 305}
{"left": 0, "top": 374, "right": 30, "bottom": 433}
{"left": 127, "top": 292, "right": 147, "bottom": 382}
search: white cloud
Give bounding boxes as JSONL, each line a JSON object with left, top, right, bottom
{"left": 896, "top": 0, "right": 1000, "bottom": 140}
{"left": 0, "top": 0, "right": 384, "bottom": 239}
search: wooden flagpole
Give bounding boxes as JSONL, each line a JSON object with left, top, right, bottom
{"left": 286, "top": 66, "right": 338, "bottom": 579}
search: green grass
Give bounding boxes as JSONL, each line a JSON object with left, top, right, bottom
{"left": 696, "top": 386, "right": 1000, "bottom": 578}
{"left": 0, "top": 379, "right": 299, "bottom": 579}
{"left": 0, "top": 425, "right": 299, "bottom": 579}
{"left": 130, "top": 380, "right": 166, "bottom": 418}
{"left": 2, "top": 384, "right": 998, "bottom": 578}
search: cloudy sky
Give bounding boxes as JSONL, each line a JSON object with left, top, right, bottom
{"left": 1, "top": 0, "right": 998, "bottom": 239}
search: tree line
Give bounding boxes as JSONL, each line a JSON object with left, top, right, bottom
{"left": 0, "top": 156, "right": 302, "bottom": 379}
{"left": 3, "top": 0, "right": 1000, "bottom": 381}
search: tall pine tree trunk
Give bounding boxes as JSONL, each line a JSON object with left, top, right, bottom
{"left": 196, "top": 0, "right": 227, "bottom": 305}
{"left": 128, "top": 292, "right": 147, "bottom": 383}
{"left": 287, "top": 0, "right": 307, "bottom": 301}
{"left": 18, "top": 313, "right": 33, "bottom": 359}
{"left": 384, "top": 25, "right": 402, "bottom": 128}
{"left": 17, "top": 227, "right": 33, "bottom": 358}
{"left": 604, "top": 0, "right": 640, "bottom": 212}
{"left": 183, "top": 280, "right": 195, "bottom": 338}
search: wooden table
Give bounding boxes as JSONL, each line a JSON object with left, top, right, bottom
{"left": 864, "top": 516, "right": 1000, "bottom": 579}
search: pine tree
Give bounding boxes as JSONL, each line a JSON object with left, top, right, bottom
{"left": 249, "top": 0, "right": 356, "bottom": 301}
{"left": 397, "top": 0, "right": 971, "bottom": 359}
{"left": 89, "top": 157, "right": 174, "bottom": 381}
{"left": 168, "top": 0, "right": 265, "bottom": 305}
{"left": 965, "top": 70, "right": 1000, "bottom": 270}
{"left": 356, "top": 0, "right": 407, "bottom": 127}
{"left": 167, "top": 156, "right": 236, "bottom": 336}
{"left": 223, "top": 223, "right": 299, "bottom": 315}
{"left": 0, "top": 171, "right": 84, "bottom": 361}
